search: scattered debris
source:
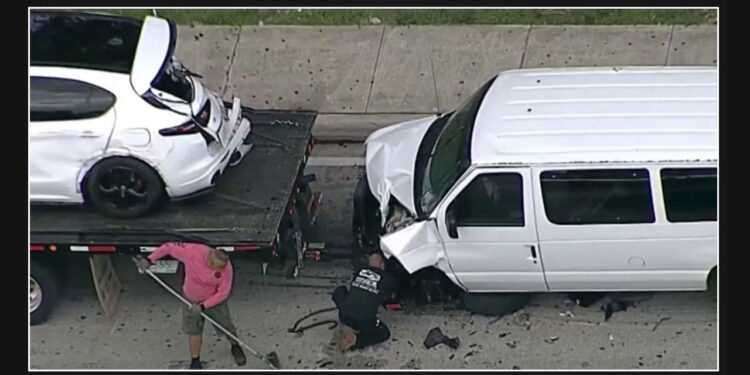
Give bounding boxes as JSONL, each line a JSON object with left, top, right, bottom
{"left": 609, "top": 334, "right": 615, "bottom": 346}
{"left": 498, "top": 332, "right": 511, "bottom": 338}
{"left": 512, "top": 365, "right": 521, "bottom": 369}
{"left": 463, "top": 350, "right": 479, "bottom": 363}
{"left": 316, "top": 359, "right": 333, "bottom": 368}
{"left": 369, "top": 17, "right": 382, "bottom": 25}
{"left": 469, "top": 330, "right": 477, "bottom": 336}
{"left": 559, "top": 310, "right": 575, "bottom": 318}
{"left": 511, "top": 311, "right": 532, "bottom": 330}
{"left": 423, "top": 327, "right": 461, "bottom": 349}
{"left": 652, "top": 317, "right": 671, "bottom": 332}
{"left": 506, "top": 341, "right": 518, "bottom": 349}
{"left": 543, "top": 336, "right": 559, "bottom": 344}
{"left": 449, "top": 354, "right": 455, "bottom": 360}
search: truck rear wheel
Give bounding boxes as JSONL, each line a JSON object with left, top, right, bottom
{"left": 30, "top": 262, "right": 59, "bottom": 325}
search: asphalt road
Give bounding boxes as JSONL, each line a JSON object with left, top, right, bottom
{"left": 29, "top": 143, "right": 717, "bottom": 370}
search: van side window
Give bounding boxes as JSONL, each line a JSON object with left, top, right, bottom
{"left": 540, "top": 169, "right": 655, "bottom": 225}
{"left": 661, "top": 168, "right": 717, "bottom": 222}
{"left": 450, "top": 173, "right": 524, "bottom": 227}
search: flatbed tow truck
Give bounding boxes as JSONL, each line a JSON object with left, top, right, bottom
{"left": 30, "top": 107, "right": 323, "bottom": 325}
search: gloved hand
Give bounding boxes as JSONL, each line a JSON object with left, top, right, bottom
{"left": 136, "top": 258, "right": 151, "bottom": 271}
{"left": 189, "top": 303, "right": 203, "bottom": 314}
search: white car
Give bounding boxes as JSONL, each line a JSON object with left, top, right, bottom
{"left": 30, "top": 11, "right": 252, "bottom": 218}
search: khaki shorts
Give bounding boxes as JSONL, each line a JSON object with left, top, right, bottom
{"left": 182, "top": 300, "right": 237, "bottom": 337}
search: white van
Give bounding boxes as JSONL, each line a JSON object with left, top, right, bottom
{"left": 353, "top": 66, "right": 717, "bottom": 298}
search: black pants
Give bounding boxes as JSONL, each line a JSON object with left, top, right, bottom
{"left": 332, "top": 286, "right": 391, "bottom": 350}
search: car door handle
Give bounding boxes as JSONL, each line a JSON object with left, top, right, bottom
{"left": 527, "top": 245, "right": 538, "bottom": 264}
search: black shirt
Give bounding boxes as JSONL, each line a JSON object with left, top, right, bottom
{"left": 340, "top": 266, "right": 397, "bottom": 325}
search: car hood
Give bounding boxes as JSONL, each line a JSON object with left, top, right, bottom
{"left": 365, "top": 115, "right": 437, "bottom": 219}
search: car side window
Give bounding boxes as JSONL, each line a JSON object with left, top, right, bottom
{"left": 450, "top": 173, "right": 524, "bottom": 227}
{"left": 660, "top": 168, "right": 717, "bottom": 222}
{"left": 540, "top": 169, "right": 655, "bottom": 225}
{"left": 30, "top": 77, "right": 116, "bottom": 122}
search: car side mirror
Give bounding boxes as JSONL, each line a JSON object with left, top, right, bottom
{"left": 446, "top": 206, "right": 459, "bottom": 239}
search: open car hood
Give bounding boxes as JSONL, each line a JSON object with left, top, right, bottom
{"left": 364, "top": 115, "right": 437, "bottom": 219}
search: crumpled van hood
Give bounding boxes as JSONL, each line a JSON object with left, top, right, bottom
{"left": 364, "top": 115, "right": 437, "bottom": 220}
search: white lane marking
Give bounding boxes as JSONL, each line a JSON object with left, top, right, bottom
{"left": 307, "top": 156, "right": 365, "bottom": 167}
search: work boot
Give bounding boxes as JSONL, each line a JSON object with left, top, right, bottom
{"left": 338, "top": 330, "right": 357, "bottom": 352}
{"left": 189, "top": 358, "right": 202, "bottom": 369}
{"left": 231, "top": 344, "right": 247, "bottom": 366}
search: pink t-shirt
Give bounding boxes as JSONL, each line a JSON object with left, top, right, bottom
{"left": 148, "top": 242, "right": 233, "bottom": 309}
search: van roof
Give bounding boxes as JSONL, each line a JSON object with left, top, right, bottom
{"left": 471, "top": 66, "right": 718, "bottom": 166}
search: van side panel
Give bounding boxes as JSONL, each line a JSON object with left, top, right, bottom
{"left": 532, "top": 164, "right": 716, "bottom": 292}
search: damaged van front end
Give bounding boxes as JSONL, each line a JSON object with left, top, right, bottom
{"left": 353, "top": 114, "right": 466, "bottom": 290}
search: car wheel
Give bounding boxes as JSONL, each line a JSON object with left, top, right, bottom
{"left": 460, "top": 292, "right": 530, "bottom": 317}
{"left": 708, "top": 268, "right": 717, "bottom": 302}
{"left": 31, "top": 262, "right": 58, "bottom": 325}
{"left": 84, "top": 157, "right": 164, "bottom": 218}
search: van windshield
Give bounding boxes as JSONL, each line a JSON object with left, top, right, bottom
{"left": 417, "top": 76, "right": 496, "bottom": 217}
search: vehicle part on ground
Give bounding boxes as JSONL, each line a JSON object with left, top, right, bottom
{"left": 135, "top": 257, "right": 280, "bottom": 369}
{"left": 84, "top": 157, "right": 164, "bottom": 218}
{"left": 459, "top": 292, "right": 530, "bottom": 317}
{"left": 30, "top": 262, "right": 58, "bottom": 325}
{"left": 423, "top": 327, "right": 460, "bottom": 349}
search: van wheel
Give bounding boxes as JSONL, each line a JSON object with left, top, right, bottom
{"left": 460, "top": 292, "right": 530, "bottom": 317}
{"left": 708, "top": 268, "right": 717, "bottom": 302}
{"left": 31, "top": 262, "right": 59, "bottom": 325}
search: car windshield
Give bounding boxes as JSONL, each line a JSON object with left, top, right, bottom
{"left": 418, "top": 76, "right": 496, "bottom": 216}
{"left": 152, "top": 59, "right": 193, "bottom": 102}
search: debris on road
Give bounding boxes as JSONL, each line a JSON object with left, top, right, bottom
{"left": 463, "top": 350, "right": 479, "bottom": 363}
{"left": 543, "top": 336, "right": 559, "bottom": 344}
{"left": 559, "top": 310, "right": 575, "bottom": 318}
{"left": 498, "top": 332, "right": 511, "bottom": 338}
{"left": 423, "top": 327, "right": 461, "bottom": 349}
{"left": 511, "top": 311, "right": 532, "bottom": 330}
{"left": 652, "top": 316, "right": 671, "bottom": 332}
{"left": 506, "top": 341, "right": 518, "bottom": 349}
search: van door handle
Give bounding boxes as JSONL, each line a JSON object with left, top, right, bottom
{"left": 527, "top": 245, "right": 538, "bottom": 264}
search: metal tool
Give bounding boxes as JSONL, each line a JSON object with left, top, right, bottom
{"left": 133, "top": 256, "right": 280, "bottom": 369}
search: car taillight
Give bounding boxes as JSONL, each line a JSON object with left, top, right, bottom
{"left": 159, "top": 122, "right": 200, "bottom": 136}
{"left": 196, "top": 101, "right": 211, "bottom": 127}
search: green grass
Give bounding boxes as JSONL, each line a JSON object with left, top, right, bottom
{"left": 79, "top": 9, "right": 716, "bottom": 26}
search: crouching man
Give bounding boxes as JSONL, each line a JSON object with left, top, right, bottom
{"left": 332, "top": 252, "right": 397, "bottom": 351}
{"left": 137, "top": 242, "right": 246, "bottom": 369}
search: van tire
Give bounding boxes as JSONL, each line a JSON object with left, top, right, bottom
{"left": 30, "top": 262, "right": 59, "bottom": 325}
{"left": 708, "top": 268, "right": 717, "bottom": 302}
{"left": 460, "top": 292, "right": 531, "bottom": 316}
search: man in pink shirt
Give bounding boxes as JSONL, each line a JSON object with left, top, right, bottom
{"left": 137, "top": 242, "right": 246, "bottom": 369}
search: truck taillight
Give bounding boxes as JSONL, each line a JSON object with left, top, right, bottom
{"left": 159, "top": 122, "right": 200, "bottom": 136}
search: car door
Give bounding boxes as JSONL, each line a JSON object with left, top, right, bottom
{"left": 435, "top": 167, "right": 548, "bottom": 292}
{"left": 29, "top": 76, "right": 116, "bottom": 202}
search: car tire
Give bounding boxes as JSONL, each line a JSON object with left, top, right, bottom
{"left": 84, "top": 157, "right": 164, "bottom": 218}
{"left": 31, "top": 262, "right": 58, "bottom": 326}
{"left": 460, "top": 292, "right": 530, "bottom": 317}
{"left": 708, "top": 268, "right": 717, "bottom": 302}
